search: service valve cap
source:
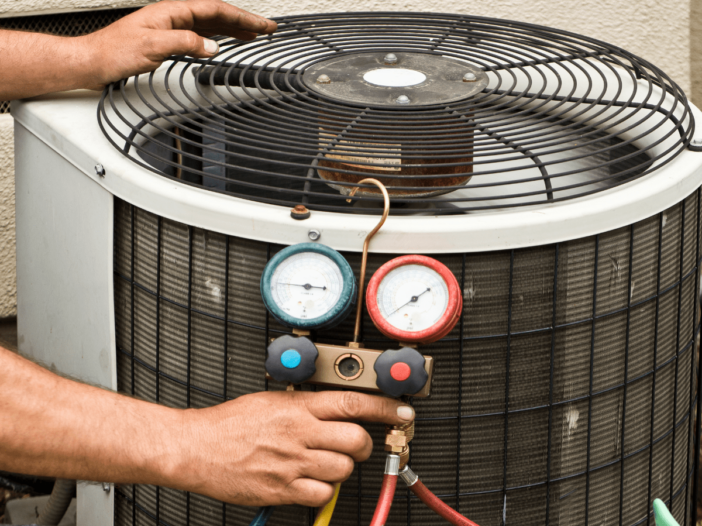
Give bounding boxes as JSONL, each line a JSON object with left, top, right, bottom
{"left": 266, "top": 335, "right": 319, "bottom": 384}
{"left": 374, "top": 347, "right": 428, "bottom": 397}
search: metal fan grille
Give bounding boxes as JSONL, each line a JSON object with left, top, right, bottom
{"left": 0, "top": 7, "right": 137, "bottom": 114}
{"left": 113, "top": 187, "right": 701, "bottom": 526}
{"left": 99, "top": 13, "right": 694, "bottom": 215}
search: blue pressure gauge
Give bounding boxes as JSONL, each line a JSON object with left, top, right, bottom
{"left": 260, "top": 243, "right": 356, "bottom": 330}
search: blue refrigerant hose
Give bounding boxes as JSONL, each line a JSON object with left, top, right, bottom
{"left": 249, "top": 506, "right": 274, "bottom": 526}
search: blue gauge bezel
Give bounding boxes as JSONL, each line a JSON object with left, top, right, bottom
{"left": 260, "top": 243, "right": 356, "bottom": 330}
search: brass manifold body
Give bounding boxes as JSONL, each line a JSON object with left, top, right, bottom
{"left": 385, "top": 421, "right": 415, "bottom": 468}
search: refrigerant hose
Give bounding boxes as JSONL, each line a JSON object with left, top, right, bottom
{"left": 35, "top": 479, "right": 76, "bottom": 526}
{"left": 369, "top": 455, "right": 400, "bottom": 526}
{"left": 249, "top": 506, "right": 274, "bottom": 526}
{"left": 399, "top": 466, "right": 480, "bottom": 526}
{"left": 313, "top": 482, "right": 341, "bottom": 526}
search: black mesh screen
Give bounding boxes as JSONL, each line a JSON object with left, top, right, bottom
{"left": 113, "top": 189, "right": 702, "bottom": 526}
{"left": 0, "top": 7, "right": 137, "bottom": 114}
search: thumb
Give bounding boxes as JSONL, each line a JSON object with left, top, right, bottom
{"left": 299, "top": 391, "right": 415, "bottom": 426}
{"left": 151, "top": 29, "right": 219, "bottom": 60}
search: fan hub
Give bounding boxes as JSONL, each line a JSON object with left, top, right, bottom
{"left": 302, "top": 52, "right": 488, "bottom": 107}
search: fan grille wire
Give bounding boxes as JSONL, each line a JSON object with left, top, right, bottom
{"left": 99, "top": 13, "right": 695, "bottom": 215}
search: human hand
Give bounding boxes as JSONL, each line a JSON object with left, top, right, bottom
{"left": 81, "top": 0, "right": 277, "bottom": 89}
{"left": 171, "top": 390, "right": 415, "bottom": 506}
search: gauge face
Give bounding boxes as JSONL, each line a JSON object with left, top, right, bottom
{"left": 261, "top": 243, "right": 356, "bottom": 330}
{"left": 367, "top": 255, "right": 462, "bottom": 344}
{"left": 377, "top": 265, "right": 449, "bottom": 332}
{"left": 270, "top": 252, "right": 343, "bottom": 320}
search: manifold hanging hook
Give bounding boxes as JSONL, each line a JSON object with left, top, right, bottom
{"left": 346, "top": 179, "right": 390, "bottom": 344}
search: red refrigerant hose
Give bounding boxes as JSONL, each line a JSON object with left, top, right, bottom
{"left": 370, "top": 455, "right": 400, "bottom": 526}
{"left": 400, "top": 466, "right": 481, "bottom": 526}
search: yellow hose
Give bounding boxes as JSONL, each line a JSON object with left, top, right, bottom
{"left": 313, "top": 483, "right": 341, "bottom": 526}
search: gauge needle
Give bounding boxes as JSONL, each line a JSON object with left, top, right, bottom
{"left": 286, "top": 283, "right": 327, "bottom": 291}
{"left": 390, "top": 287, "right": 431, "bottom": 316}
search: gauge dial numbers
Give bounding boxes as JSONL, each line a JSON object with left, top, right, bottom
{"left": 271, "top": 253, "right": 342, "bottom": 319}
{"left": 367, "top": 255, "right": 462, "bottom": 344}
{"left": 261, "top": 243, "right": 356, "bottom": 330}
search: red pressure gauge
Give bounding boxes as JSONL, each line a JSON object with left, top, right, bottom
{"left": 366, "top": 255, "right": 462, "bottom": 345}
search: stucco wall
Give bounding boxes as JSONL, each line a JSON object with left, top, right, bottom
{"left": 0, "top": 0, "right": 149, "bottom": 17}
{"left": 692, "top": 0, "right": 702, "bottom": 104}
{"left": 0, "top": 114, "right": 16, "bottom": 319}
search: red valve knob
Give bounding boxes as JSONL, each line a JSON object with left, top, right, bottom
{"left": 374, "top": 347, "right": 429, "bottom": 397}
{"left": 390, "top": 362, "right": 412, "bottom": 382}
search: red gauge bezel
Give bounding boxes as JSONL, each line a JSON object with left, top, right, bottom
{"left": 366, "top": 255, "right": 463, "bottom": 345}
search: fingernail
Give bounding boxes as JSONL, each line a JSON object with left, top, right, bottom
{"left": 397, "top": 406, "right": 414, "bottom": 421}
{"left": 204, "top": 39, "right": 219, "bottom": 55}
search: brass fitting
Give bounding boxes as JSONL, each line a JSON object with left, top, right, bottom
{"left": 398, "top": 445, "right": 411, "bottom": 468}
{"left": 395, "top": 421, "right": 415, "bottom": 442}
{"left": 384, "top": 429, "right": 409, "bottom": 453}
{"left": 384, "top": 421, "right": 415, "bottom": 460}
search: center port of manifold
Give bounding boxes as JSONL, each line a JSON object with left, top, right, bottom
{"left": 334, "top": 353, "right": 364, "bottom": 381}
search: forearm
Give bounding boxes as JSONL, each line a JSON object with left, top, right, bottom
{"left": 0, "top": 31, "right": 99, "bottom": 100}
{"left": 0, "top": 345, "right": 185, "bottom": 486}
{"left": 0, "top": 1, "right": 278, "bottom": 102}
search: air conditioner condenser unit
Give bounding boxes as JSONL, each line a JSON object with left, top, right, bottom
{"left": 12, "top": 12, "right": 702, "bottom": 526}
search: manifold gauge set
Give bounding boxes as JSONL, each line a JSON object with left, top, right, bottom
{"left": 259, "top": 181, "right": 461, "bottom": 398}
{"left": 256, "top": 181, "right": 475, "bottom": 526}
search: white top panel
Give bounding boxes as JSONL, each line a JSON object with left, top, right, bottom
{"left": 12, "top": 82, "right": 702, "bottom": 254}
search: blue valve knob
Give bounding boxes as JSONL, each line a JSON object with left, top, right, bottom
{"left": 266, "top": 335, "right": 318, "bottom": 384}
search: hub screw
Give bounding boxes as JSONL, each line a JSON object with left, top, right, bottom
{"left": 308, "top": 229, "right": 321, "bottom": 241}
{"left": 316, "top": 74, "right": 331, "bottom": 84}
{"left": 384, "top": 53, "right": 398, "bottom": 65}
{"left": 102, "top": 483, "right": 111, "bottom": 493}
{"left": 95, "top": 164, "right": 105, "bottom": 177}
{"left": 291, "top": 204, "right": 311, "bottom": 220}
{"left": 463, "top": 72, "right": 477, "bottom": 82}
{"left": 396, "top": 95, "right": 410, "bottom": 105}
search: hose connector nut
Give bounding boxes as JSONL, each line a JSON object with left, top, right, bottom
{"left": 385, "top": 429, "right": 409, "bottom": 453}
{"left": 385, "top": 454, "right": 401, "bottom": 476}
{"left": 399, "top": 465, "right": 418, "bottom": 487}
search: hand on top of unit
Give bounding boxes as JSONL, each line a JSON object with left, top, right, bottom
{"left": 81, "top": 0, "right": 277, "bottom": 89}
{"left": 0, "top": 0, "right": 276, "bottom": 100}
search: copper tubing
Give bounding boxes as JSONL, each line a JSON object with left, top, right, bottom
{"left": 346, "top": 178, "right": 390, "bottom": 343}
